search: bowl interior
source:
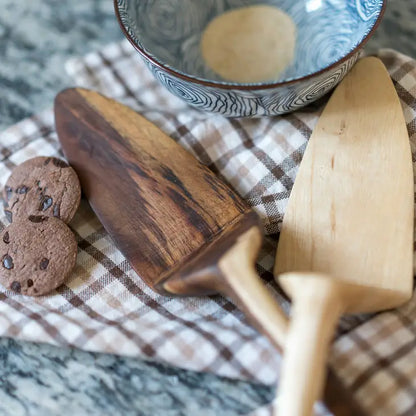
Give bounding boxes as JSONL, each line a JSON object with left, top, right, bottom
{"left": 117, "top": 0, "right": 383, "bottom": 85}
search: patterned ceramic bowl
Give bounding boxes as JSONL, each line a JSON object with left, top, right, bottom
{"left": 114, "top": 0, "right": 385, "bottom": 117}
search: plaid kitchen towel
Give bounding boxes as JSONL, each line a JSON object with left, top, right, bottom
{"left": 0, "top": 39, "right": 415, "bottom": 415}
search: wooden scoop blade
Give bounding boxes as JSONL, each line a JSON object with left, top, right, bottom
{"left": 275, "top": 56, "right": 413, "bottom": 304}
{"left": 54, "top": 88, "right": 251, "bottom": 292}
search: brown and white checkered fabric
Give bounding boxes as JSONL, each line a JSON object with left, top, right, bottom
{"left": 0, "top": 40, "right": 415, "bottom": 415}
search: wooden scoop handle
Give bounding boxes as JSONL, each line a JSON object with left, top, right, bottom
{"left": 157, "top": 212, "right": 289, "bottom": 349}
{"left": 159, "top": 215, "right": 364, "bottom": 415}
{"left": 276, "top": 272, "right": 408, "bottom": 415}
{"left": 206, "top": 232, "right": 365, "bottom": 416}
{"left": 277, "top": 273, "right": 345, "bottom": 416}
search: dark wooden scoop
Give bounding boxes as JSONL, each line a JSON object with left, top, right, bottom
{"left": 54, "top": 88, "right": 365, "bottom": 416}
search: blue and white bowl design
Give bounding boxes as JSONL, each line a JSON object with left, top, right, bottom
{"left": 115, "top": 0, "right": 385, "bottom": 117}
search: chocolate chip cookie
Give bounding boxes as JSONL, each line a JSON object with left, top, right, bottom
{"left": 3, "top": 156, "right": 81, "bottom": 224}
{"left": 0, "top": 216, "right": 78, "bottom": 296}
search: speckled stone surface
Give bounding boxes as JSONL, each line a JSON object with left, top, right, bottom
{"left": 0, "top": 338, "right": 272, "bottom": 416}
{"left": 0, "top": 0, "right": 122, "bottom": 129}
{"left": 0, "top": 1, "right": 416, "bottom": 415}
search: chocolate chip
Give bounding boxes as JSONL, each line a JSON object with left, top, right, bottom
{"left": 2, "top": 255, "right": 14, "bottom": 269}
{"left": 28, "top": 215, "right": 48, "bottom": 223}
{"left": 39, "top": 196, "right": 53, "bottom": 211}
{"left": 52, "top": 159, "right": 69, "bottom": 168}
{"left": 27, "top": 279, "right": 33, "bottom": 287}
{"left": 16, "top": 186, "right": 29, "bottom": 194}
{"left": 53, "top": 203, "right": 61, "bottom": 218}
{"left": 4, "top": 210, "right": 12, "bottom": 223}
{"left": 4, "top": 186, "right": 13, "bottom": 201}
{"left": 40, "top": 258, "right": 49, "bottom": 270}
{"left": 44, "top": 158, "right": 51, "bottom": 165}
{"left": 11, "top": 281, "right": 21, "bottom": 293}
{"left": 3, "top": 232, "right": 10, "bottom": 244}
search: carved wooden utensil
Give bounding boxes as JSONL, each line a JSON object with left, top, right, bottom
{"left": 274, "top": 57, "right": 414, "bottom": 416}
{"left": 55, "top": 88, "right": 365, "bottom": 415}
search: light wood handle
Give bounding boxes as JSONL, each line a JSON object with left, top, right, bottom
{"left": 219, "top": 235, "right": 365, "bottom": 416}
{"left": 277, "top": 273, "right": 345, "bottom": 416}
{"left": 159, "top": 224, "right": 364, "bottom": 414}
{"left": 218, "top": 227, "right": 288, "bottom": 350}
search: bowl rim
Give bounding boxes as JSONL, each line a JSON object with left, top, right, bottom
{"left": 114, "top": 0, "right": 386, "bottom": 91}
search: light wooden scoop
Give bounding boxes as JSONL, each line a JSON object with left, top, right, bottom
{"left": 274, "top": 57, "right": 414, "bottom": 415}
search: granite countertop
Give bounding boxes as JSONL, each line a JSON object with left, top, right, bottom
{"left": 0, "top": 1, "right": 415, "bottom": 415}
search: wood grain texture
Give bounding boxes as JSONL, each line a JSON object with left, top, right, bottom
{"left": 54, "top": 88, "right": 249, "bottom": 290}
{"left": 55, "top": 88, "right": 366, "bottom": 416}
{"left": 274, "top": 57, "right": 414, "bottom": 416}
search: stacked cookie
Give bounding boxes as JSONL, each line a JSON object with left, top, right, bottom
{"left": 0, "top": 157, "right": 81, "bottom": 296}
